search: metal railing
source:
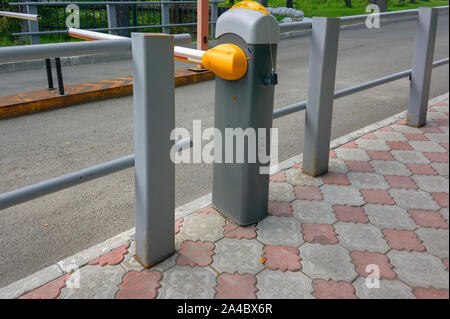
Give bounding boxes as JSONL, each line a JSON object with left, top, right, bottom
{"left": 7, "top": 0, "right": 225, "bottom": 43}
{"left": 0, "top": 6, "right": 448, "bottom": 266}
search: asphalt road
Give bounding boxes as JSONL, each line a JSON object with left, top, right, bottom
{"left": 0, "top": 16, "right": 448, "bottom": 288}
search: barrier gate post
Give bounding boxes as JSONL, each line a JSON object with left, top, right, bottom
{"left": 211, "top": 2, "right": 280, "bottom": 225}
{"left": 132, "top": 33, "right": 175, "bottom": 268}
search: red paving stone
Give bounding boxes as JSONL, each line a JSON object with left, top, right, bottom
{"left": 386, "top": 141, "right": 413, "bottom": 150}
{"left": 424, "top": 152, "right": 449, "bottom": 163}
{"left": 382, "top": 229, "right": 426, "bottom": 252}
{"left": 420, "top": 127, "right": 444, "bottom": 134}
{"left": 294, "top": 185, "right": 324, "bottom": 201}
{"left": 360, "top": 133, "right": 377, "bottom": 139}
{"left": 115, "top": 271, "right": 161, "bottom": 299}
{"left": 377, "top": 126, "right": 394, "bottom": 132}
{"left": 263, "top": 245, "right": 302, "bottom": 272}
{"left": 360, "top": 189, "right": 395, "bottom": 205}
{"left": 367, "top": 150, "right": 395, "bottom": 161}
{"left": 443, "top": 258, "right": 449, "bottom": 272}
{"left": 405, "top": 163, "right": 437, "bottom": 175}
{"left": 396, "top": 120, "right": 407, "bottom": 125}
{"left": 440, "top": 143, "right": 449, "bottom": 151}
{"left": 312, "top": 279, "right": 358, "bottom": 299}
{"left": 385, "top": 175, "right": 418, "bottom": 190}
{"left": 323, "top": 172, "right": 351, "bottom": 185}
{"left": 292, "top": 162, "right": 303, "bottom": 168}
{"left": 329, "top": 150, "right": 337, "bottom": 158}
{"left": 341, "top": 141, "right": 358, "bottom": 148}
{"left": 433, "top": 119, "right": 449, "bottom": 126}
{"left": 89, "top": 243, "right": 130, "bottom": 266}
{"left": 268, "top": 200, "right": 293, "bottom": 217}
{"left": 431, "top": 193, "right": 449, "bottom": 208}
{"left": 177, "top": 241, "right": 215, "bottom": 267}
{"left": 350, "top": 251, "right": 396, "bottom": 280}
{"left": 215, "top": 273, "right": 257, "bottom": 299}
{"left": 175, "top": 218, "right": 184, "bottom": 234}
{"left": 19, "top": 274, "right": 70, "bottom": 299}
{"left": 269, "top": 171, "right": 286, "bottom": 182}
{"left": 333, "top": 205, "right": 369, "bottom": 223}
{"left": 301, "top": 223, "right": 339, "bottom": 245}
{"left": 408, "top": 210, "right": 449, "bottom": 229}
{"left": 195, "top": 206, "right": 219, "bottom": 215}
{"left": 414, "top": 288, "right": 449, "bottom": 299}
{"left": 223, "top": 221, "right": 257, "bottom": 239}
{"left": 402, "top": 133, "right": 429, "bottom": 141}
{"left": 345, "top": 161, "right": 374, "bottom": 172}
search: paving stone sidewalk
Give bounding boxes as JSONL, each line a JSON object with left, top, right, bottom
{"left": 6, "top": 95, "right": 450, "bottom": 299}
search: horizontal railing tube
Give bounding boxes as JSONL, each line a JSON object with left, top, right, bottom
{"left": 0, "top": 33, "right": 191, "bottom": 64}
{"left": 273, "top": 101, "right": 307, "bottom": 119}
{"left": 0, "top": 155, "right": 134, "bottom": 210}
{"left": 0, "top": 138, "right": 193, "bottom": 210}
{"left": 273, "top": 58, "right": 448, "bottom": 120}
{"left": 279, "top": 6, "right": 448, "bottom": 32}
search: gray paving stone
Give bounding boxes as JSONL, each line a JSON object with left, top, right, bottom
{"left": 364, "top": 204, "right": 416, "bottom": 230}
{"left": 321, "top": 185, "right": 365, "bottom": 206}
{"left": 328, "top": 158, "right": 349, "bottom": 173}
{"left": 371, "top": 160, "right": 411, "bottom": 176}
{"left": 178, "top": 212, "right": 225, "bottom": 242}
{"left": 59, "top": 265, "right": 124, "bottom": 299}
{"left": 409, "top": 141, "right": 446, "bottom": 153}
{"left": 353, "top": 277, "right": 415, "bottom": 299}
{"left": 415, "top": 228, "right": 449, "bottom": 258}
{"left": 292, "top": 201, "right": 337, "bottom": 224}
{"left": 256, "top": 216, "right": 304, "bottom": 246}
{"left": 411, "top": 175, "right": 449, "bottom": 193}
{"left": 269, "top": 182, "right": 296, "bottom": 202}
{"left": 427, "top": 111, "right": 448, "bottom": 120}
{"left": 158, "top": 266, "right": 216, "bottom": 299}
{"left": 335, "top": 148, "right": 370, "bottom": 162}
{"left": 391, "top": 150, "right": 430, "bottom": 164}
{"left": 212, "top": 238, "right": 264, "bottom": 274}
{"left": 348, "top": 172, "right": 390, "bottom": 190}
{"left": 334, "top": 222, "right": 389, "bottom": 253}
{"left": 374, "top": 131, "right": 408, "bottom": 141}
{"left": 424, "top": 133, "right": 450, "bottom": 143}
{"left": 389, "top": 189, "right": 441, "bottom": 210}
{"left": 286, "top": 168, "right": 324, "bottom": 186}
{"left": 256, "top": 270, "right": 314, "bottom": 299}
{"left": 431, "top": 163, "right": 449, "bottom": 176}
{"left": 391, "top": 124, "right": 423, "bottom": 134}
{"left": 299, "top": 243, "right": 357, "bottom": 282}
{"left": 387, "top": 251, "right": 449, "bottom": 289}
{"left": 356, "top": 139, "right": 390, "bottom": 151}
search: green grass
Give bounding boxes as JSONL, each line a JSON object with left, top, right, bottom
{"left": 1, "top": 0, "right": 448, "bottom": 47}
{"left": 268, "top": 0, "right": 449, "bottom": 18}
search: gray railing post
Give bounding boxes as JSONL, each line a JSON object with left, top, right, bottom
{"left": 407, "top": 7, "right": 439, "bottom": 128}
{"left": 210, "top": 1, "right": 219, "bottom": 39}
{"left": 302, "top": 17, "right": 340, "bottom": 177}
{"left": 161, "top": 2, "right": 170, "bottom": 34}
{"left": 106, "top": 3, "right": 118, "bottom": 35}
{"left": 26, "top": 1, "right": 40, "bottom": 44}
{"left": 132, "top": 33, "right": 175, "bottom": 268}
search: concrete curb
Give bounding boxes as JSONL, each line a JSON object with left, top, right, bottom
{"left": 0, "top": 92, "right": 448, "bottom": 299}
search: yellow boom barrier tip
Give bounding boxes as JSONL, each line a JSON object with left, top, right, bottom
{"left": 230, "top": 1, "right": 269, "bottom": 14}
{"left": 201, "top": 43, "right": 248, "bottom": 81}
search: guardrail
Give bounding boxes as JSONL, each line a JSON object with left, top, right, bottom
{"left": 7, "top": 0, "right": 224, "bottom": 43}
{"left": 0, "top": 5, "right": 448, "bottom": 267}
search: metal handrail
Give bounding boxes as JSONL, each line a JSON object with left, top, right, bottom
{"left": 0, "top": 33, "right": 191, "bottom": 63}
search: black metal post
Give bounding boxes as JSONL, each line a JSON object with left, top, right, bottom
{"left": 54, "top": 57, "right": 65, "bottom": 96}
{"left": 45, "top": 58, "right": 54, "bottom": 90}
